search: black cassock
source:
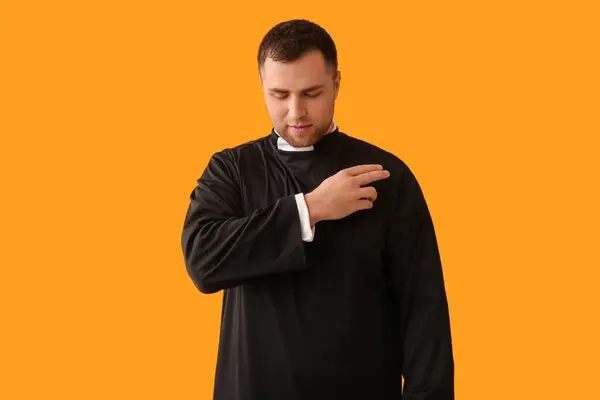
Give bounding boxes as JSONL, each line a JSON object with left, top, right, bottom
{"left": 181, "top": 127, "right": 454, "bottom": 399}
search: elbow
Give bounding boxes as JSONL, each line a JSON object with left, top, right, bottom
{"left": 193, "top": 267, "right": 223, "bottom": 294}
{"left": 183, "top": 252, "right": 223, "bottom": 294}
{"left": 192, "top": 275, "right": 222, "bottom": 294}
{"left": 181, "top": 231, "right": 222, "bottom": 294}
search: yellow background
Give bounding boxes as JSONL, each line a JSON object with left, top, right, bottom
{"left": 1, "top": 1, "right": 599, "bottom": 398}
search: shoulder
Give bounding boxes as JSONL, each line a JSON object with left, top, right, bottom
{"left": 205, "top": 133, "right": 271, "bottom": 173}
{"left": 210, "top": 134, "right": 270, "bottom": 163}
{"left": 337, "top": 132, "right": 429, "bottom": 206}
{"left": 338, "top": 132, "right": 414, "bottom": 180}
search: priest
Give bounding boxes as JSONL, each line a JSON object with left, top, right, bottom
{"left": 181, "top": 19, "right": 455, "bottom": 400}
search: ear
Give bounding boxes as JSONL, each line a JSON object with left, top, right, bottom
{"left": 334, "top": 70, "right": 341, "bottom": 99}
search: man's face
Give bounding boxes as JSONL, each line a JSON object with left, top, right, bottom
{"left": 259, "top": 49, "right": 340, "bottom": 148}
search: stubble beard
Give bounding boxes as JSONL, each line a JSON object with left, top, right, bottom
{"left": 279, "top": 122, "right": 331, "bottom": 148}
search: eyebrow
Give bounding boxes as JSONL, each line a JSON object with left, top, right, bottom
{"left": 268, "top": 85, "right": 325, "bottom": 94}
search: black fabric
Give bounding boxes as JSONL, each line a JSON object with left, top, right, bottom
{"left": 181, "top": 128, "right": 454, "bottom": 399}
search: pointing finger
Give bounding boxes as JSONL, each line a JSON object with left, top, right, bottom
{"left": 354, "top": 170, "right": 390, "bottom": 186}
{"left": 343, "top": 164, "right": 383, "bottom": 177}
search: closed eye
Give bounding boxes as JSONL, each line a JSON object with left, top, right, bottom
{"left": 270, "top": 92, "right": 322, "bottom": 99}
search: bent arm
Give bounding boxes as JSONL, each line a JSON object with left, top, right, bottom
{"left": 181, "top": 152, "right": 309, "bottom": 294}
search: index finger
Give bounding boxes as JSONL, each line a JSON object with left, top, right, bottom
{"left": 342, "top": 164, "right": 383, "bottom": 176}
{"left": 354, "top": 169, "right": 391, "bottom": 186}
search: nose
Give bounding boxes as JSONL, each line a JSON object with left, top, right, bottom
{"left": 288, "top": 96, "right": 307, "bottom": 120}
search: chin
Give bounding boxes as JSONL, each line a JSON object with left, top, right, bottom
{"left": 283, "top": 127, "right": 326, "bottom": 147}
{"left": 286, "top": 134, "right": 318, "bottom": 148}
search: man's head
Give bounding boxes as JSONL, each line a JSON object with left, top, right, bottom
{"left": 257, "top": 19, "right": 340, "bottom": 148}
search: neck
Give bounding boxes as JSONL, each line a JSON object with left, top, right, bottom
{"left": 326, "top": 120, "right": 335, "bottom": 135}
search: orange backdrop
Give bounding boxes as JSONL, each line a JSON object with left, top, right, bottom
{"left": 1, "top": 1, "right": 599, "bottom": 399}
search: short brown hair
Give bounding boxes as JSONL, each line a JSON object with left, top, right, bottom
{"left": 257, "top": 19, "right": 338, "bottom": 74}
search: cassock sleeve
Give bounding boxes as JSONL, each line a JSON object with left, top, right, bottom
{"left": 181, "top": 151, "right": 309, "bottom": 294}
{"left": 383, "top": 165, "right": 455, "bottom": 399}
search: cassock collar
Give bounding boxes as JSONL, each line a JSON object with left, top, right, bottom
{"left": 273, "top": 121, "right": 338, "bottom": 152}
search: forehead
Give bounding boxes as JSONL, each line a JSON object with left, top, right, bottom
{"left": 260, "top": 49, "right": 331, "bottom": 90}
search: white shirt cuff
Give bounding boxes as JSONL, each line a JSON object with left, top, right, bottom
{"left": 294, "top": 193, "right": 315, "bottom": 242}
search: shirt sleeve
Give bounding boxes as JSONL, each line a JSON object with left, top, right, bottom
{"left": 181, "top": 151, "right": 310, "bottom": 294}
{"left": 294, "top": 193, "right": 315, "bottom": 242}
{"left": 382, "top": 165, "right": 455, "bottom": 399}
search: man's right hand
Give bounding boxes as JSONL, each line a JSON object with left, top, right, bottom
{"left": 304, "top": 164, "right": 391, "bottom": 226}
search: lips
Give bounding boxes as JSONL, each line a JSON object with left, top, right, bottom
{"left": 289, "top": 124, "right": 313, "bottom": 134}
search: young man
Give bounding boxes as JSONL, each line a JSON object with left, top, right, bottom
{"left": 181, "top": 19, "right": 455, "bottom": 400}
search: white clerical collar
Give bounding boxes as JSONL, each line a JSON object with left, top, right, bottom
{"left": 274, "top": 121, "right": 337, "bottom": 152}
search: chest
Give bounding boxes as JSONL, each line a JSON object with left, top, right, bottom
{"left": 237, "top": 153, "right": 392, "bottom": 259}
